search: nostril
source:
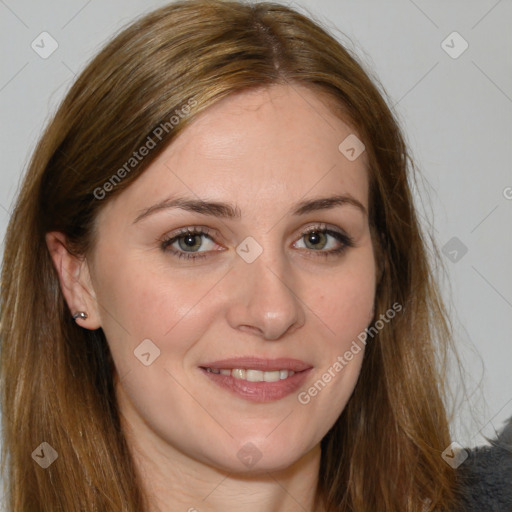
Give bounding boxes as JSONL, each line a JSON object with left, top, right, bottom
{"left": 239, "top": 325, "right": 264, "bottom": 336}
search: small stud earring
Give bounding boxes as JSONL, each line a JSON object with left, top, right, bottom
{"left": 72, "top": 311, "right": 88, "bottom": 320}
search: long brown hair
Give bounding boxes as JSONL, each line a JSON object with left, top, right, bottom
{"left": 1, "top": 1, "right": 460, "bottom": 510}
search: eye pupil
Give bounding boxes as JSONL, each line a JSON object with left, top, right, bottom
{"left": 306, "top": 231, "right": 325, "bottom": 248}
{"left": 180, "top": 234, "right": 201, "bottom": 250}
{"left": 309, "top": 232, "right": 319, "bottom": 244}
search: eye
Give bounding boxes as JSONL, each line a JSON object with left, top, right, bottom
{"left": 160, "top": 223, "right": 354, "bottom": 262}
{"left": 160, "top": 227, "right": 222, "bottom": 261}
{"left": 292, "top": 224, "right": 354, "bottom": 258}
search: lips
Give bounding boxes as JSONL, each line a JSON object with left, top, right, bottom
{"left": 199, "top": 357, "right": 313, "bottom": 403}
{"left": 200, "top": 357, "right": 312, "bottom": 372}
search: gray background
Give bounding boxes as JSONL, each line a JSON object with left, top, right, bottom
{"left": 0, "top": 0, "right": 510, "bottom": 458}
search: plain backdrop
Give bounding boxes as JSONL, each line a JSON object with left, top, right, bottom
{"left": 0, "top": 0, "right": 510, "bottom": 467}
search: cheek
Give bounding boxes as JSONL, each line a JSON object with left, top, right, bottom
{"left": 316, "top": 257, "right": 376, "bottom": 345}
{"left": 301, "top": 252, "right": 375, "bottom": 414}
{"left": 91, "top": 248, "right": 224, "bottom": 362}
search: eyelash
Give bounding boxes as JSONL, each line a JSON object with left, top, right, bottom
{"left": 160, "top": 224, "right": 355, "bottom": 262}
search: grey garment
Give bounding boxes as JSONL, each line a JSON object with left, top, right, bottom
{"left": 457, "top": 417, "right": 512, "bottom": 511}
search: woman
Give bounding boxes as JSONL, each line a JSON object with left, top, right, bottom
{"left": 0, "top": 1, "right": 510, "bottom": 510}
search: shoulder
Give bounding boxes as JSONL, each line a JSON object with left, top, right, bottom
{"left": 456, "top": 418, "right": 512, "bottom": 511}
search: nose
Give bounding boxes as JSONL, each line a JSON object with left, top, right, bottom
{"left": 225, "top": 246, "right": 306, "bottom": 341}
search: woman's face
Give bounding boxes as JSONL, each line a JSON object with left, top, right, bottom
{"left": 87, "top": 84, "right": 376, "bottom": 473}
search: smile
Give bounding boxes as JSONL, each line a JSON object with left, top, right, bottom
{"left": 199, "top": 357, "right": 312, "bottom": 402}
{"left": 205, "top": 367, "right": 295, "bottom": 382}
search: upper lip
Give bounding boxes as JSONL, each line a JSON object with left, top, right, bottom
{"left": 200, "top": 357, "right": 312, "bottom": 372}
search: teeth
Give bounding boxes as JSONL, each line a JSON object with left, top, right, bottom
{"left": 232, "top": 369, "right": 246, "bottom": 380}
{"left": 206, "top": 368, "right": 296, "bottom": 381}
{"left": 262, "top": 371, "right": 280, "bottom": 382}
{"left": 246, "top": 369, "right": 263, "bottom": 382}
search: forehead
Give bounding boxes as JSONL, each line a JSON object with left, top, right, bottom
{"left": 99, "top": 83, "right": 369, "bottom": 222}
{"left": 170, "top": 83, "right": 365, "bottom": 170}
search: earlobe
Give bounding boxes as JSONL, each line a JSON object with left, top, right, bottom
{"left": 45, "top": 232, "right": 101, "bottom": 329}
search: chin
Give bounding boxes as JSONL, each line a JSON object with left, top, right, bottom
{"left": 199, "top": 434, "right": 317, "bottom": 475}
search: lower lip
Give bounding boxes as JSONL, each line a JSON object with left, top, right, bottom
{"left": 200, "top": 368, "right": 312, "bottom": 403}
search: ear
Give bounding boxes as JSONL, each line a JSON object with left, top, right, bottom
{"left": 45, "top": 231, "right": 102, "bottom": 329}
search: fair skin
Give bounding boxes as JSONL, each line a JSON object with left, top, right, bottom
{"left": 47, "top": 84, "right": 377, "bottom": 512}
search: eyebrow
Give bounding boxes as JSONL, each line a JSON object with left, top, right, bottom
{"left": 133, "top": 193, "right": 367, "bottom": 224}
